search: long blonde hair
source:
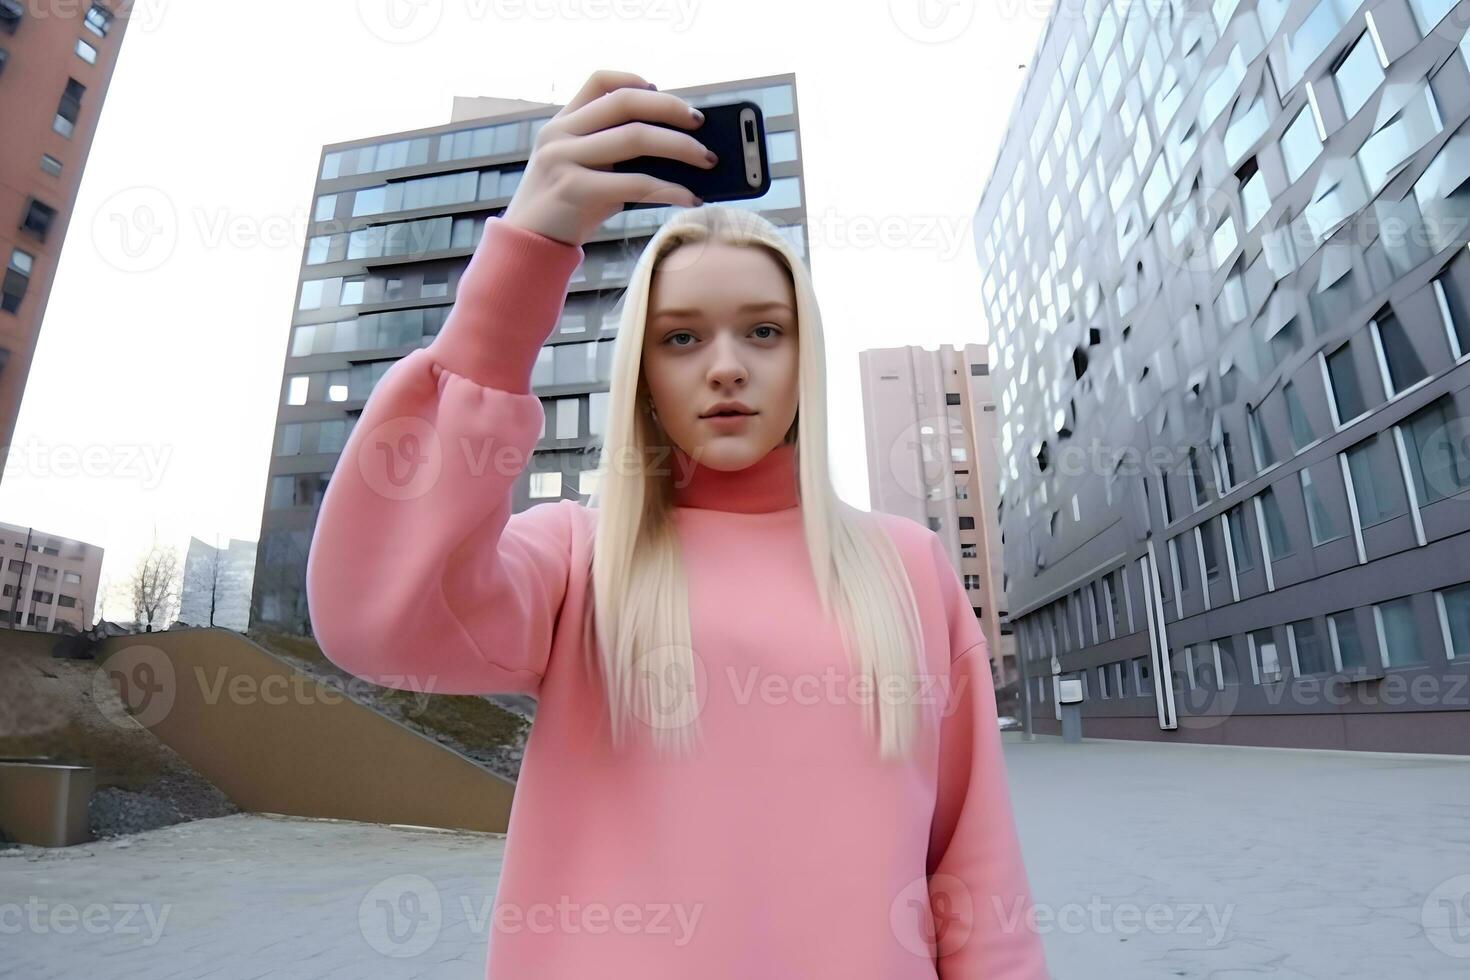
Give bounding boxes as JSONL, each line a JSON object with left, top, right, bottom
{"left": 582, "top": 205, "right": 928, "bottom": 761}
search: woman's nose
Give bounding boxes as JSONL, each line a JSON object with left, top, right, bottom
{"left": 706, "top": 336, "right": 748, "bottom": 385}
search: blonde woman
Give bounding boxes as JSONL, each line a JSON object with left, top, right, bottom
{"left": 307, "top": 68, "right": 1049, "bottom": 979}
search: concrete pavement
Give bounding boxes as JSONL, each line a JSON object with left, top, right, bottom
{"left": 2, "top": 734, "right": 1467, "bottom": 978}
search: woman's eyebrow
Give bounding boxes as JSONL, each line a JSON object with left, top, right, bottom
{"left": 652, "top": 300, "right": 795, "bottom": 320}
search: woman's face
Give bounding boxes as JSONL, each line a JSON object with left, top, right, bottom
{"left": 641, "top": 239, "right": 799, "bottom": 471}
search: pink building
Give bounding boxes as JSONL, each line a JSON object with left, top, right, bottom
{"left": 860, "top": 343, "right": 1018, "bottom": 693}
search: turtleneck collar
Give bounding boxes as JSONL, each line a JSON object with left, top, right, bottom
{"left": 670, "top": 441, "right": 800, "bottom": 513}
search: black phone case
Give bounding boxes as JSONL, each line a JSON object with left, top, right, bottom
{"left": 612, "top": 100, "right": 771, "bottom": 211}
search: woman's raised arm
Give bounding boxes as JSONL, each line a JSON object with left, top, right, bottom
{"left": 305, "top": 217, "right": 586, "bottom": 697}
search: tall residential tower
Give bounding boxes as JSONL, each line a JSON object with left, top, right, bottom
{"left": 257, "top": 74, "right": 809, "bottom": 633}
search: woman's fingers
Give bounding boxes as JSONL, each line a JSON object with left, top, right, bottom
{"left": 556, "top": 69, "right": 653, "bottom": 117}
{"left": 583, "top": 170, "right": 700, "bottom": 208}
{"left": 560, "top": 120, "right": 714, "bottom": 171}
{"left": 557, "top": 86, "right": 699, "bottom": 138}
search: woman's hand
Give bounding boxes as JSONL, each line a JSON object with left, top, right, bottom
{"left": 501, "top": 69, "right": 716, "bottom": 248}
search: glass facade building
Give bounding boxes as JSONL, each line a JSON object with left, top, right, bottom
{"left": 974, "top": 0, "right": 1470, "bottom": 752}
{"left": 255, "top": 74, "right": 809, "bottom": 633}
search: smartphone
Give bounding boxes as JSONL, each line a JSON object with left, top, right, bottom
{"left": 612, "top": 100, "right": 771, "bottom": 211}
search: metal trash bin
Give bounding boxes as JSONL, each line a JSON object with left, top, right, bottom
{"left": 1058, "top": 678, "right": 1085, "bottom": 743}
{"left": 0, "top": 759, "right": 95, "bottom": 847}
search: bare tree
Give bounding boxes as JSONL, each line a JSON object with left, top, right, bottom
{"left": 129, "top": 531, "right": 182, "bottom": 632}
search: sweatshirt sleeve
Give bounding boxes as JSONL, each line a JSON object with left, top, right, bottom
{"left": 304, "top": 217, "right": 586, "bottom": 698}
{"left": 925, "top": 534, "right": 1050, "bottom": 978}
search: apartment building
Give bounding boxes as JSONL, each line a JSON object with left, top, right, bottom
{"left": 0, "top": 0, "right": 131, "bottom": 484}
{"left": 974, "top": 0, "right": 1470, "bottom": 753}
{"left": 860, "top": 344, "right": 1018, "bottom": 691}
{"left": 257, "top": 73, "right": 809, "bottom": 633}
{"left": 0, "top": 520, "right": 103, "bottom": 632}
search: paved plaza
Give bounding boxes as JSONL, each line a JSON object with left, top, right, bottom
{"left": 3, "top": 733, "right": 1467, "bottom": 978}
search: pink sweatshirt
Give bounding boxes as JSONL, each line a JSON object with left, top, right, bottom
{"left": 305, "top": 216, "right": 1050, "bottom": 979}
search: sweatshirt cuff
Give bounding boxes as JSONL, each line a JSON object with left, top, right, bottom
{"left": 425, "top": 216, "right": 586, "bottom": 394}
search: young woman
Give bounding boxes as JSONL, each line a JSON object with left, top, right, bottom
{"left": 306, "top": 69, "right": 1049, "bottom": 979}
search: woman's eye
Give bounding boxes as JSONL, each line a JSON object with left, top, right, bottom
{"left": 664, "top": 325, "right": 781, "bottom": 346}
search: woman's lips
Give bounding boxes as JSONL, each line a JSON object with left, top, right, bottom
{"left": 703, "top": 412, "right": 756, "bottom": 428}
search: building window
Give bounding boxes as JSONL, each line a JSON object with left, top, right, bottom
{"left": 1258, "top": 486, "right": 1293, "bottom": 557}
{"left": 1325, "top": 344, "right": 1368, "bottom": 425}
{"left": 1238, "top": 157, "right": 1270, "bottom": 229}
{"left": 21, "top": 198, "right": 57, "bottom": 241}
{"left": 286, "top": 376, "right": 309, "bottom": 406}
{"left": 1300, "top": 463, "right": 1344, "bottom": 545}
{"left": 1333, "top": 33, "right": 1384, "bottom": 119}
{"left": 1283, "top": 380, "right": 1316, "bottom": 449}
{"left": 530, "top": 471, "right": 561, "bottom": 499}
{"left": 1373, "top": 597, "right": 1425, "bottom": 668}
{"left": 1170, "top": 533, "right": 1190, "bottom": 594}
{"left": 1407, "top": 0, "right": 1459, "bottom": 35}
{"left": 1226, "top": 504, "right": 1254, "bottom": 572}
{"left": 1289, "top": 619, "right": 1330, "bottom": 674}
{"left": 1437, "top": 583, "right": 1470, "bottom": 659}
{"left": 1328, "top": 610, "right": 1367, "bottom": 670}
{"left": 84, "top": 2, "right": 112, "bottom": 37}
{"left": 53, "top": 78, "right": 85, "bottom": 138}
{"left": 1345, "top": 434, "right": 1408, "bottom": 528}
{"left": 306, "top": 236, "right": 331, "bottom": 264}
{"left": 1198, "top": 519, "right": 1222, "bottom": 582}
{"left": 1211, "top": 430, "right": 1237, "bottom": 489}
{"left": 1371, "top": 307, "right": 1429, "bottom": 395}
{"left": 1400, "top": 394, "right": 1470, "bottom": 505}
{"left": 1434, "top": 272, "right": 1470, "bottom": 357}
{"left": 339, "top": 277, "right": 365, "bottom": 306}
{"left": 75, "top": 37, "right": 97, "bottom": 63}
{"left": 1215, "top": 637, "right": 1242, "bottom": 685}
{"left": 1159, "top": 472, "right": 1175, "bottom": 523}
{"left": 1187, "top": 447, "right": 1209, "bottom": 506}
{"left": 1281, "top": 106, "right": 1323, "bottom": 182}
{"left": 298, "top": 278, "right": 329, "bottom": 310}
{"left": 1251, "top": 628, "right": 1283, "bottom": 682}
{"left": 0, "top": 0, "right": 20, "bottom": 35}
{"left": 2, "top": 249, "right": 32, "bottom": 314}
{"left": 1247, "top": 403, "right": 1278, "bottom": 470}
{"left": 40, "top": 154, "right": 62, "bottom": 177}
{"left": 553, "top": 397, "right": 578, "bottom": 440}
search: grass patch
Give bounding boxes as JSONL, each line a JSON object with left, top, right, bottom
{"left": 247, "top": 627, "right": 530, "bottom": 757}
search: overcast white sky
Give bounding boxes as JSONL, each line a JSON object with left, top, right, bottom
{"left": 2, "top": 0, "right": 1051, "bottom": 622}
